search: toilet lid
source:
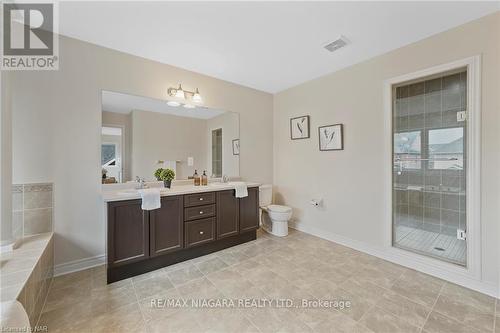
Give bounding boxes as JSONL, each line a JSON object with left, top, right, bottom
{"left": 268, "top": 204, "right": 292, "bottom": 213}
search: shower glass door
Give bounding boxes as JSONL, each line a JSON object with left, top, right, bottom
{"left": 392, "top": 69, "right": 467, "bottom": 266}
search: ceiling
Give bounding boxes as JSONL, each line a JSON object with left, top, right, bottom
{"left": 101, "top": 91, "right": 226, "bottom": 119}
{"left": 60, "top": 2, "right": 499, "bottom": 93}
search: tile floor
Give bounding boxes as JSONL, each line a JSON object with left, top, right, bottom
{"left": 37, "top": 229, "right": 499, "bottom": 333}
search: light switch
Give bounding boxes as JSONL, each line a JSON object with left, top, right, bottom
{"left": 187, "top": 157, "right": 194, "bottom": 166}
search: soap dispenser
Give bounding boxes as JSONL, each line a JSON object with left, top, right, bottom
{"left": 201, "top": 171, "right": 208, "bottom": 186}
{"left": 193, "top": 170, "right": 200, "bottom": 186}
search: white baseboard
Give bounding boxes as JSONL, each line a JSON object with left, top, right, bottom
{"left": 54, "top": 254, "right": 106, "bottom": 277}
{"left": 289, "top": 222, "right": 499, "bottom": 298}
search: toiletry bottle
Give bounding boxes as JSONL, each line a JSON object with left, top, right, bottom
{"left": 194, "top": 170, "right": 200, "bottom": 186}
{"left": 201, "top": 171, "right": 208, "bottom": 186}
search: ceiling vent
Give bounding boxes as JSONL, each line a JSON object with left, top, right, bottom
{"left": 324, "top": 36, "right": 349, "bottom": 52}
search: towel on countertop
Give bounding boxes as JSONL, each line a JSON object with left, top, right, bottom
{"left": 138, "top": 188, "right": 161, "bottom": 210}
{"left": 233, "top": 182, "right": 248, "bottom": 198}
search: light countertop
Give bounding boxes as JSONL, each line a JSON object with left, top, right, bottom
{"left": 102, "top": 182, "right": 261, "bottom": 202}
{"left": 0, "top": 233, "right": 53, "bottom": 302}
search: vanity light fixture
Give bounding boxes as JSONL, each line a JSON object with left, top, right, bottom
{"left": 167, "top": 84, "right": 203, "bottom": 104}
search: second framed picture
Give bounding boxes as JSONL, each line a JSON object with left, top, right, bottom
{"left": 318, "top": 124, "right": 344, "bottom": 151}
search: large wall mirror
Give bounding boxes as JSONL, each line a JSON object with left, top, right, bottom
{"left": 101, "top": 91, "right": 240, "bottom": 183}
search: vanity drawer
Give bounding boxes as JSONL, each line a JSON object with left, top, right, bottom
{"left": 185, "top": 218, "right": 215, "bottom": 248}
{"left": 184, "top": 192, "right": 216, "bottom": 207}
{"left": 184, "top": 204, "right": 215, "bottom": 221}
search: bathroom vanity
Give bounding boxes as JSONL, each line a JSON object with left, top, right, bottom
{"left": 100, "top": 90, "right": 253, "bottom": 282}
{"left": 103, "top": 184, "right": 260, "bottom": 283}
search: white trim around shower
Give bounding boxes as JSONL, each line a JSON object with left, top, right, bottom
{"left": 383, "top": 56, "right": 482, "bottom": 283}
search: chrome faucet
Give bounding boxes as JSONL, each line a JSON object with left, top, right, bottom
{"left": 222, "top": 175, "right": 229, "bottom": 183}
{"left": 135, "top": 176, "right": 147, "bottom": 189}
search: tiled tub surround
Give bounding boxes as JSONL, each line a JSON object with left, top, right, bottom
{"left": 0, "top": 233, "right": 54, "bottom": 329}
{"left": 393, "top": 70, "right": 467, "bottom": 265}
{"left": 12, "top": 183, "right": 54, "bottom": 238}
{"left": 38, "top": 229, "right": 499, "bottom": 333}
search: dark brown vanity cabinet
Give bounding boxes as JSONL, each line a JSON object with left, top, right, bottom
{"left": 150, "top": 196, "right": 184, "bottom": 257}
{"left": 240, "top": 187, "right": 260, "bottom": 233}
{"left": 107, "top": 187, "right": 259, "bottom": 282}
{"left": 107, "top": 199, "right": 149, "bottom": 266}
{"left": 216, "top": 190, "right": 240, "bottom": 239}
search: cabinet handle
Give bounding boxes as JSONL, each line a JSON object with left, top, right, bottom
{"left": 199, "top": 211, "right": 204, "bottom": 214}
{"left": 199, "top": 231, "right": 204, "bottom": 235}
{"left": 199, "top": 198, "right": 204, "bottom": 201}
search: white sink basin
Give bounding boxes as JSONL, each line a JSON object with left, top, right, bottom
{"left": 117, "top": 189, "right": 139, "bottom": 196}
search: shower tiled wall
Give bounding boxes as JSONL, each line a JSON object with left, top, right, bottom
{"left": 12, "top": 183, "right": 54, "bottom": 237}
{"left": 393, "top": 71, "right": 467, "bottom": 237}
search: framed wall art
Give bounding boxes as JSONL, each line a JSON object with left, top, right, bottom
{"left": 318, "top": 124, "right": 343, "bottom": 151}
{"left": 290, "top": 115, "right": 310, "bottom": 140}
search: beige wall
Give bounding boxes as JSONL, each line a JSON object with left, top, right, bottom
{"left": 1, "top": 72, "right": 13, "bottom": 245}
{"left": 273, "top": 13, "right": 500, "bottom": 289}
{"left": 10, "top": 35, "right": 273, "bottom": 267}
{"left": 11, "top": 73, "right": 53, "bottom": 184}
{"left": 131, "top": 110, "right": 207, "bottom": 180}
{"left": 102, "top": 111, "right": 132, "bottom": 182}
{"left": 206, "top": 112, "right": 240, "bottom": 178}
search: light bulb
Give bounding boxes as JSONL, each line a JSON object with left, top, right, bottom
{"left": 174, "top": 84, "right": 185, "bottom": 99}
{"left": 192, "top": 88, "right": 202, "bottom": 103}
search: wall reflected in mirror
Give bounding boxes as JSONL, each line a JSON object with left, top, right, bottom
{"left": 101, "top": 91, "right": 239, "bottom": 183}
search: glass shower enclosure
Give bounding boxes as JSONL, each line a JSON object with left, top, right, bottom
{"left": 392, "top": 69, "right": 467, "bottom": 266}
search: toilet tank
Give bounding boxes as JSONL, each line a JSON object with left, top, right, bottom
{"left": 259, "top": 184, "right": 273, "bottom": 207}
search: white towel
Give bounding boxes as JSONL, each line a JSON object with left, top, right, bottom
{"left": 233, "top": 182, "right": 248, "bottom": 198}
{"left": 163, "top": 160, "right": 177, "bottom": 178}
{"left": 138, "top": 188, "right": 161, "bottom": 210}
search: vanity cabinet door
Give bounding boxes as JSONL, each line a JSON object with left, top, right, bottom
{"left": 216, "top": 190, "right": 239, "bottom": 239}
{"left": 108, "top": 199, "right": 149, "bottom": 267}
{"left": 239, "top": 187, "right": 260, "bottom": 233}
{"left": 150, "top": 195, "right": 184, "bottom": 257}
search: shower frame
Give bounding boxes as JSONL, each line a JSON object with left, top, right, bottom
{"left": 383, "top": 56, "right": 482, "bottom": 284}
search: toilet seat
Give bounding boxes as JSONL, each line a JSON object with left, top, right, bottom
{"left": 267, "top": 204, "right": 292, "bottom": 213}
{"left": 264, "top": 204, "right": 292, "bottom": 224}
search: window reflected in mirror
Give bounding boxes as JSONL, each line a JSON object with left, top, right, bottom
{"left": 211, "top": 128, "right": 222, "bottom": 178}
{"left": 101, "top": 126, "right": 123, "bottom": 184}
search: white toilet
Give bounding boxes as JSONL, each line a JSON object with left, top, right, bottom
{"left": 259, "top": 184, "right": 292, "bottom": 237}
